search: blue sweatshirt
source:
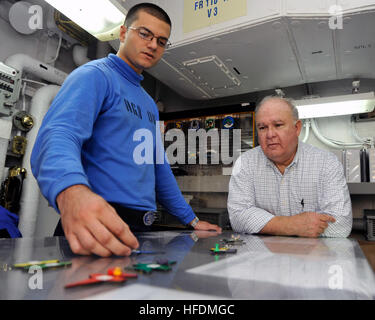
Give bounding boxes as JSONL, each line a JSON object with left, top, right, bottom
{"left": 31, "top": 54, "right": 195, "bottom": 225}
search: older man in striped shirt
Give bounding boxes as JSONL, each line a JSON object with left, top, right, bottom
{"left": 228, "top": 96, "right": 352, "bottom": 238}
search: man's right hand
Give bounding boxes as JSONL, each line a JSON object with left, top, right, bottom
{"left": 56, "top": 185, "right": 139, "bottom": 257}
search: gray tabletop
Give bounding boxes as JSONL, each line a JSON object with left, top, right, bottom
{"left": 1, "top": 230, "right": 374, "bottom": 300}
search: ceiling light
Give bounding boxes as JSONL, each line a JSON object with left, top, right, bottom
{"left": 294, "top": 92, "right": 375, "bottom": 119}
{"left": 44, "top": 0, "right": 126, "bottom": 41}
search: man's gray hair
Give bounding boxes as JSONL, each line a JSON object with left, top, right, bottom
{"left": 255, "top": 96, "right": 299, "bottom": 121}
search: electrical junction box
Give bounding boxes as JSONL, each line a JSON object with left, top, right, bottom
{"left": 364, "top": 210, "right": 375, "bottom": 241}
{"left": 344, "top": 149, "right": 361, "bottom": 183}
{"left": 369, "top": 148, "right": 375, "bottom": 183}
{"left": 0, "top": 62, "right": 21, "bottom": 117}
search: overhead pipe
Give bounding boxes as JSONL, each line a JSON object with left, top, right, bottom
{"left": 3, "top": 53, "right": 68, "bottom": 236}
{"left": 72, "top": 41, "right": 112, "bottom": 67}
{"left": 350, "top": 116, "right": 373, "bottom": 146}
{"left": 310, "top": 118, "right": 365, "bottom": 149}
{"left": 5, "top": 53, "right": 67, "bottom": 85}
{"left": 351, "top": 117, "right": 364, "bottom": 142}
{"left": 301, "top": 119, "right": 310, "bottom": 143}
{"left": 72, "top": 44, "right": 90, "bottom": 67}
{"left": 0, "top": 119, "right": 13, "bottom": 184}
{"left": 18, "top": 85, "right": 61, "bottom": 237}
{"left": 310, "top": 119, "right": 343, "bottom": 149}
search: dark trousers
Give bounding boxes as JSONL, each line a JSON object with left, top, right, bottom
{"left": 53, "top": 203, "right": 153, "bottom": 237}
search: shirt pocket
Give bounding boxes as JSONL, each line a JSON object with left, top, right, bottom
{"left": 290, "top": 187, "right": 317, "bottom": 214}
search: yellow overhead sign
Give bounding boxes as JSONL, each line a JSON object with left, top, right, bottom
{"left": 183, "top": 0, "right": 247, "bottom": 33}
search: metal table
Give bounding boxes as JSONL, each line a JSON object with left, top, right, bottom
{"left": 0, "top": 230, "right": 374, "bottom": 300}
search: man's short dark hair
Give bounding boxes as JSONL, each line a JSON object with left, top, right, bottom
{"left": 125, "top": 3, "right": 171, "bottom": 29}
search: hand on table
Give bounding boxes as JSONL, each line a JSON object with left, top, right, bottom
{"left": 290, "top": 211, "right": 336, "bottom": 238}
{"left": 57, "top": 185, "right": 139, "bottom": 257}
{"left": 192, "top": 230, "right": 221, "bottom": 239}
{"left": 193, "top": 220, "right": 222, "bottom": 233}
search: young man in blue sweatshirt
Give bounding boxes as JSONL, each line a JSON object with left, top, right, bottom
{"left": 31, "top": 3, "right": 221, "bottom": 257}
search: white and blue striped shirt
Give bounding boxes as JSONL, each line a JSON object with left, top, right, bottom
{"left": 228, "top": 142, "right": 352, "bottom": 237}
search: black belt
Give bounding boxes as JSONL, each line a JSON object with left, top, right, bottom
{"left": 109, "top": 202, "right": 156, "bottom": 232}
{"left": 54, "top": 203, "right": 156, "bottom": 237}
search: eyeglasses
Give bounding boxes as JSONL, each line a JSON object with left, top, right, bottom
{"left": 128, "top": 26, "right": 171, "bottom": 49}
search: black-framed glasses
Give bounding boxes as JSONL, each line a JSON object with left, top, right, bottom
{"left": 128, "top": 26, "right": 171, "bottom": 49}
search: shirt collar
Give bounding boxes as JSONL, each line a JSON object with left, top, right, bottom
{"left": 107, "top": 53, "right": 144, "bottom": 86}
{"left": 263, "top": 142, "right": 302, "bottom": 170}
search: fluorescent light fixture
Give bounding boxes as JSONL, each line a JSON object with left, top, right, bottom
{"left": 294, "top": 92, "right": 375, "bottom": 119}
{"left": 44, "top": 0, "right": 126, "bottom": 41}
